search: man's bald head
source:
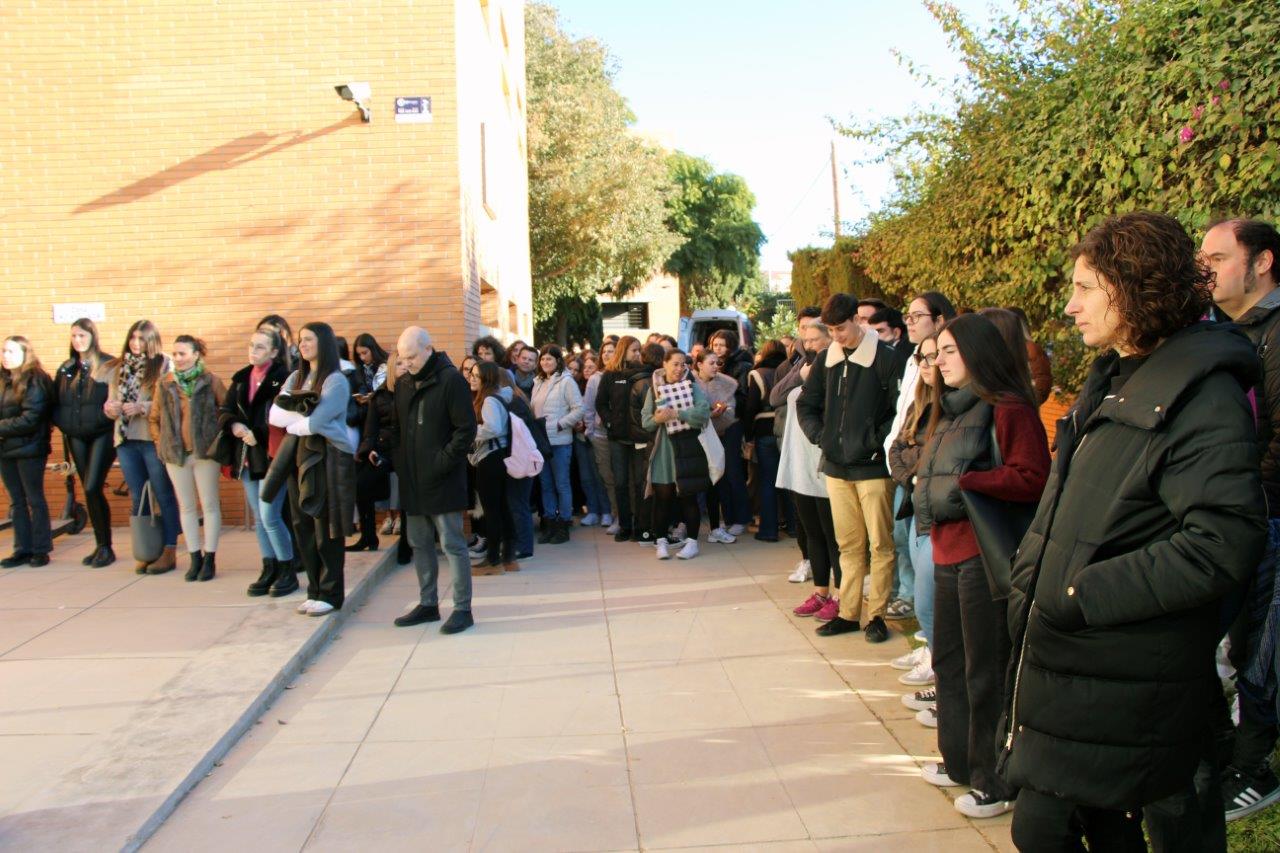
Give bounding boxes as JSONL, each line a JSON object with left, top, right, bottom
{"left": 398, "top": 326, "right": 433, "bottom": 374}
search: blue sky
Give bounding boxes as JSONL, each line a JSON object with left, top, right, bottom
{"left": 547, "top": 0, "right": 1008, "bottom": 270}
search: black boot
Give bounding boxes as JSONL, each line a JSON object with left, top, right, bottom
{"left": 247, "top": 558, "right": 278, "bottom": 597}
{"left": 198, "top": 551, "right": 216, "bottom": 581}
{"left": 89, "top": 545, "right": 116, "bottom": 568}
{"left": 268, "top": 558, "right": 300, "bottom": 597}
{"left": 184, "top": 550, "right": 203, "bottom": 581}
{"left": 550, "top": 518, "right": 570, "bottom": 544}
{"left": 538, "top": 517, "right": 554, "bottom": 545}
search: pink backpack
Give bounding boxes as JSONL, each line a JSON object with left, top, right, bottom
{"left": 502, "top": 400, "right": 544, "bottom": 479}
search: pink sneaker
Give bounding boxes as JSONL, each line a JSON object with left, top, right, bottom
{"left": 814, "top": 596, "right": 840, "bottom": 622}
{"left": 793, "top": 592, "right": 830, "bottom": 617}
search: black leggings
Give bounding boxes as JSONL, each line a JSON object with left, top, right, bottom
{"left": 794, "top": 493, "right": 840, "bottom": 588}
{"left": 650, "top": 483, "right": 701, "bottom": 542}
{"left": 475, "top": 453, "right": 514, "bottom": 563}
{"left": 67, "top": 432, "right": 115, "bottom": 546}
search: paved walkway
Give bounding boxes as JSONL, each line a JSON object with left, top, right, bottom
{"left": 0, "top": 527, "right": 387, "bottom": 851}
{"left": 148, "top": 528, "right": 1015, "bottom": 852}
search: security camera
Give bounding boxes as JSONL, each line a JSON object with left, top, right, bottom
{"left": 335, "top": 82, "right": 372, "bottom": 122}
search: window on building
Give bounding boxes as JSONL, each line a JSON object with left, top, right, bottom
{"left": 507, "top": 300, "right": 518, "bottom": 333}
{"left": 480, "top": 122, "right": 494, "bottom": 218}
{"left": 480, "top": 279, "right": 500, "bottom": 329}
{"left": 601, "top": 302, "right": 650, "bottom": 331}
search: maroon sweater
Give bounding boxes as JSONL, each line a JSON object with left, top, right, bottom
{"left": 930, "top": 399, "right": 1051, "bottom": 565}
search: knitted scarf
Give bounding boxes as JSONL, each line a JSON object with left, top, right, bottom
{"left": 174, "top": 360, "right": 205, "bottom": 397}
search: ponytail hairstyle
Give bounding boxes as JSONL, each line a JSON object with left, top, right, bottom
{"left": 173, "top": 335, "right": 208, "bottom": 360}
{"left": 296, "top": 322, "right": 340, "bottom": 391}
{"left": 120, "top": 320, "right": 167, "bottom": 386}
{"left": 68, "top": 317, "right": 109, "bottom": 374}
{"left": 472, "top": 360, "right": 504, "bottom": 420}
{"left": 1, "top": 336, "right": 50, "bottom": 402}
{"left": 252, "top": 328, "right": 287, "bottom": 369}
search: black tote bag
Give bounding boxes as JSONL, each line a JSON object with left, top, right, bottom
{"left": 961, "top": 423, "right": 1037, "bottom": 600}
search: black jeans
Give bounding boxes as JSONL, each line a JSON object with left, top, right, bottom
{"left": 67, "top": 432, "right": 115, "bottom": 546}
{"left": 609, "top": 440, "right": 651, "bottom": 535}
{"left": 788, "top": 489, "right": 808, "bottom": 559}
{"left": 475, "top": 453, "right": 514, "bottom": 563}
{"left": 287, "top": 477, "right": 345, "bottom": 608}
{"left": 1, "top": 455, "right": 52, "bottom": 556}
{"left": 1142, "top": 728, "right": 1226, "bottom": 853}
{"left": 934, "top": 555, "right": 1014, "bottom": 799}
{"left": 1011, "top": 788, "right": 1146, "bottom": 852}
{"left": 650, "top": 483, "right": 701, "bottom": 542}
{"left": 793, "top": 493, "right": 840, "bottom": 588}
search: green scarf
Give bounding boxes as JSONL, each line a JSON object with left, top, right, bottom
{"left": 174, "top": 360, "right": 206, "bottom": 397}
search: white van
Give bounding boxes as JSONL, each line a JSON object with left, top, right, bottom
{"left": 677, "top": 309, "right": 756, "bottom": 354}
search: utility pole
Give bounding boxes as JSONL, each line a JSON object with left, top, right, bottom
{"left": 830, "top": 139, "right": 841, "bottom": 243}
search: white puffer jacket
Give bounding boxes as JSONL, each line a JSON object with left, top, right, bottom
{"left": 531, "top": 370, "right": 583, "bottom": 447}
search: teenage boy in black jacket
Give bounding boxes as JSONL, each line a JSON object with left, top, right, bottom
{"left": 796, "top": 293, "right": 901, "bottom": 643}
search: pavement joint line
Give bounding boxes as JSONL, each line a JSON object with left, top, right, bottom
{"left": 121, "top": 545, "right": 400, "bottom": 853}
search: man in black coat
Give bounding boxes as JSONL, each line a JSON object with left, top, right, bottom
{"left": 1203, "top": 217, "right": 1280, "bottom": 821}
{"left": 391, "top": 326, "right": 478, "bottom": 634}
{"left": 1002, "top": 212, "right": 1267, "bottom": 850}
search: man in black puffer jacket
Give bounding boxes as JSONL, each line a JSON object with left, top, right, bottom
{"left": 1002, "top": 213, "right": 1267, "bottom": 850}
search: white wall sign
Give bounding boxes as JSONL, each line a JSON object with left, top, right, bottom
{"left": 53, "top": 303, "right": 106, "bottom": 324}
{"left": 395, "top": 96, "right": 432, "bottom": 124}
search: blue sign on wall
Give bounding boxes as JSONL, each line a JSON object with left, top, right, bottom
{"left": 395, "top": 97, "right": 432, "bottom": 124}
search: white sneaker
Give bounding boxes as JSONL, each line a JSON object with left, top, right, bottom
{"left": 899, "top": 660, "right": 935, "bottom": 687}
{"left": 726, "top": 523, "right": 747, "bottom": 537}
{"left": 654, "top": 538, "right": 671, "bottom": 560}
{"left": 606, "top": 523, "right": 622, "bottom": 535}
{"left": 296, "top": 599, "right": 316, "bottom": 614}
{"left": 380, "top": 516, "right": 396, "bottom": 536}
{"left": 307, "top": 601, "right": 335, "bottom": 617}
{"left": 676, "top": 540, "right": 699, "bottom": 560}
{"left": 669, "top": 523, "right": 687, "bottom": 541}
{"left": 891, "top": 645, "right": 926, "bottom": 671}
{"left": 601, "top": 514, "right": 614, "bottom": 528}
{"left": 707, "top": 527, "right": 736, "bottom": 544}
{"left": 470, "top": 550, "right": 489, "bottom": 564}
{"left": 916, "top": 707, "right": 938, "bottom": 728}
{"left": 581, "top": 513, "right": 600, "bottom": 527}
{"left": 955, "top": 790, "right": 1014, "bottom": 819}
{"left": 787, "top": 559, "right": 812, "bottom": 583}
{"left": 392, "top": 516, "right": 401, "bottom": 535}
{"left": 468, "top": 536, "right": 487, "bottom": 555}
{"left": 903, "top": 686, "right": 936, "bottom": 711}
{"left": 921, "top": 762, "right": 960, "bottom": 787}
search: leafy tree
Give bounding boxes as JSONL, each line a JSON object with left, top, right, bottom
{"left": 663, "top": 151, "right": 766, "bottom": 314}
{"left": 526, "top": 3, "right": 680, "bottom": 344}
{"left": 841, "top": 0, "right": 1280, "bottom": 391}
{"left": 787, "top": 236, "right": 886, "bottom": 309}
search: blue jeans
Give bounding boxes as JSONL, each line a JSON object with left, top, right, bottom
{"left": 240, "top": 470, "right": 294, "bottom": 562}
{"left": 572, "top": 438, "right": 610, "bottom": 516}
{"left": 892, "top": 486, "right": 915, "bottom": 602}
{"left": 538, "top": 444, "right": 573, "bottom": 521}
{"left": 718, "top": 421, "right": 750, "bottom": 527}
{"left": 754, "top": 435, "right": 781, "bottom": 538}
{"left": 507, "top": 474, "right": 534, "bottom": 555}
{"left": 115, "top": 439, "right": 180, "bottom": 548}
{"left": 909, "top": 525, "right": 936, "bottom": 646}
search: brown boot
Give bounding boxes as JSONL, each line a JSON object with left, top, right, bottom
{"left": 472, "top": 563, "right": 504, "bottom": 576}
{"left": 503, "top": 561, "right": 520, "bottom": 573}
{"left": 135, "top": 560, "right": 151, "bottom": 575}
{"left": 147, "top": 546, "right": 177, "bottom": 574}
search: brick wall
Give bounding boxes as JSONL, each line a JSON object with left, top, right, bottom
{"left": 1, "top": 0, "right": 530, "bottom": 525}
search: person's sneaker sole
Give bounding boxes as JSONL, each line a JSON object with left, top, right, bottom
{"left": 1225, "top": 781, "right": 1280, "bottom": 821}
{"left": 954, "top": 794, "right": 1013, "bottom": 819}
{"left": 916, "top": 708, "right": 938, "bottom": 728}
{"left": 921, "top": 764, "right": 960, "bottom": 787}
{"left": 899, "top": 668, "right": 935, "bottom": 686}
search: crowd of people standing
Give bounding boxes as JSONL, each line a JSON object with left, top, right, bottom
{"left": 2, "top": 212, "right": 1279, "bottom": 849}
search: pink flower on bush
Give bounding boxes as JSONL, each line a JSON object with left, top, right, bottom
{"left": 1179, "top": 126, "right": 1195, "bottom": 143}
{"left": 1212, "top": 95, "right": 1221, "bottom": 106}
{"left": 1193, "top": 105, "right": 1205, "bottom": 120}
{"left": 1219, "top": 79, "right": 1230, "bottom": 90}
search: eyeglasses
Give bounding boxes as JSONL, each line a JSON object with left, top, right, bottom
{"left": 914, "top": 352, "right": 937, "bottom": 366}
{"left": 904, "top": 311, "right": 937, "bottom": 324}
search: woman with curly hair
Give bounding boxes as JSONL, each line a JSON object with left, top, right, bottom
{"left": 1001, "top": 212, "right": 1268, "bottom": 849}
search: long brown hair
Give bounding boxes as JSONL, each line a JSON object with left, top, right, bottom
{"left": 900, "top": 332, "right": 939, "bottom": 444}
{"left": 926, "top": 314, "right": 1038, "bottom": 438}
{"left": 472, "top": 361, "right": 504, "bottom": 420}
{"left": 2, "top": 336, "right": 49, "bottom": 402}
{"left": 977, "top": 308, "right": 1036, "bottom": 404}
{"left": 119, "top": 320, "right": 167, "bottom": 386}
{"left": 68, "top": 318, "right": 109, "bottom": 373}
{"left": 605, "top": 335, "right": 641, "bottom": 373}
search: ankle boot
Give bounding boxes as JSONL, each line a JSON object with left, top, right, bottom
{"left": 247, "top": 558, "right": 278, "bottom": 596}
{"left": 198, "top": 551, "right": 216, "bottom": 581}
{"left": 147, "top": 546, "right": 177, "bottom": 574}
{"left": 184, "top": 550, "right": 203, "bottom": 581}
{"left": 550, "top": 518, "right": 570, "bottom": 544}
{"left": 269, "top": 558, "right": 300, "bottom": 597}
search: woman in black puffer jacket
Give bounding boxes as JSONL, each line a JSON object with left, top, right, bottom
{"left": 54, "top": 318, "right": 117, "bottom": 568}
{"left": 596, "top": 335, "right": 649, "bottom": 542}
{"left": 0, "top": 336, "right": 54, "bottom": 567}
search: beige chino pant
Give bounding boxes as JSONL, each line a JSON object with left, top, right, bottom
{"left": 825, "top": 476, "right": 896, "bottom": 623}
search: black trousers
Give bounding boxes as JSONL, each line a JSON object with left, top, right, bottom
{"left": 475, "top": 453, "right": 514, "bottom": 563}
{"left": 650, "top": 483, "right": 700, "bottom": 542}
{"left": 1011, "top": 789, "right": 1146, "bottom": 852}
{"left": 793, "top": 493, "right": 840, "bottom": 588}
{"left": 789, "top": 489, "right": 808, "bottom": 559}
{"left": 934, "top": 555, "right": 1014, "bottom": 799}
{"left": 67, "top": 432, "right": 115, "bottom": 546}
{"left": 287, "top": 478, "right": 345, "bottom": 608}
{"left": 609, "top": 441, "right": 652, "bottom": 536}
{"left": 1142, "top": 728, "right": 1226, "bottom": 853}
{"left": 0, "top": 455, "right": 52, "bottom": 556}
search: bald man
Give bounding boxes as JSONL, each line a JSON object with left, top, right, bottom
{"left": 392, "top": 326, "right": 479, "bottom": 634}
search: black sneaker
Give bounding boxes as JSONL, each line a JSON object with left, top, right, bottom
{"left": 816, "top": 616, "right": 861, "bottom": 636}
{"left": 1223, "top": 765, "right": 1280, "bottom": 821}
{"left": 613, "top": 529, "right": 632, "bottom": 543}
{"left": 864, "top": 617, "right": 889, "bottom": 643}
{"left": 440, "top": 609, "right": 474, "bottom": 635}
{"left": 394, "top": 604, "right": 441, "bottom": 627}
